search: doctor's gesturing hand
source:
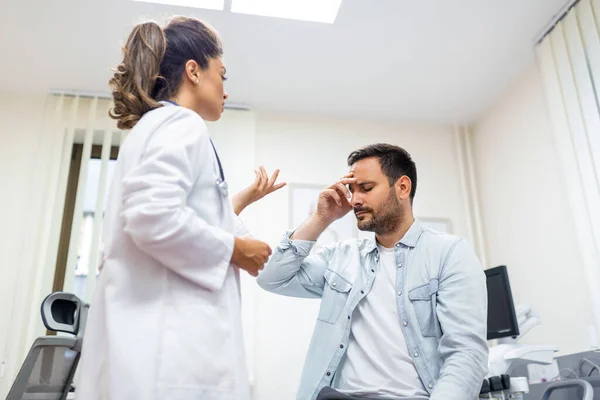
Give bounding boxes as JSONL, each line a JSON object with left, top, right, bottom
{"left": 232, "top": 166, "right": 287, "bottom": 215}
{"left": 231, "top": 166, "right": 286, "bottom": 276}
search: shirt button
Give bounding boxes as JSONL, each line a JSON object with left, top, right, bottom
{"left": 326, "top": 372, "right": 331, "bottom": 376}
{"left": 360, "top": 290, "right": 364, "bottom": 294}
{"left": 348, "top": 315, "right": 351, "bottom": 320}
{"left": 414, "top": 351, "right": 419, "bottom": 358}
{"left": 403, "top": 321, "right": 408, "bottom": 326}
{"left": 340, "top": 344, "right": 344, "bottom": 349}
{"left": 397, "top": 291, "right": 402, "bottom": 296}
{"left": 397, "top": 263, "right": 402, "bottom": 268}
{"left": 371, "top": 269, "right": 375, "bottom": 273}
{"left": 428, "top": 383, "right": 433, "bottom": 389}
{"left": 332, "top": 282, "right": 337, "bottom": 287}
{"left": 395, "top": 243, "right": 401, "bottom": 248}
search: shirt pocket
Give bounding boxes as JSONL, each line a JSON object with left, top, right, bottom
{"left": 317, "top": 269, "right": 353, "bottom": 324}
{"left": 408, "top": 278, "right": 440, "bottom": 337}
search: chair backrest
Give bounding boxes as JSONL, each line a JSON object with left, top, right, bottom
{"left": 6, "top": 292, "right": 88, "bottom": 400}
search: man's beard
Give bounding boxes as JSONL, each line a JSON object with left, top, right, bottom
{"left": 355, "top": 189, "right": 404, "bottom": 235}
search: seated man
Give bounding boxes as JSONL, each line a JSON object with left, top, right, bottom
{"left": 257, "top": 144, "right": 488, "bottom": 400}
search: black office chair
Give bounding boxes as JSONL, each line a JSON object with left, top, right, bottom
{"left": 6, "top": 292, "right": 88, "bottom": 400}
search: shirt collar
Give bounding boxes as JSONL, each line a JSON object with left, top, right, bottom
{"left": 363, "top": 219, "right": 424, "bottom": 254}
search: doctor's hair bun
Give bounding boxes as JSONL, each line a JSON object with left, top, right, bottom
{"left": 109, "top": 21, "right": 167, "bottom": 130}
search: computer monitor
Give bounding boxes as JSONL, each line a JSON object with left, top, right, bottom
{"left": 485, "top": 265, "right": 519, "bottom": 340}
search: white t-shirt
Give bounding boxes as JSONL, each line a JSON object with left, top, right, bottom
{"left": 333, "top": 245, "right": 429, "bottom": 399}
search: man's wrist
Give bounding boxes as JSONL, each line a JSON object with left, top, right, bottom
{"left": 290, "top": 213, "right": 332, "bottom": 241}
{"left": 309, "top": 213, "right": 334, "bottom": 231}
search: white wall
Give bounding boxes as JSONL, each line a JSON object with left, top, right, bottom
{"left": 244, "top": 112, "right": 474, "bottom": 399}
{"left": 471, "top": 63, "right": 594, "bottom": 355}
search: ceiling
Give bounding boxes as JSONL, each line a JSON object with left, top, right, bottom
{"left": 0, "top": 0, "right": 568, "bottom": 123}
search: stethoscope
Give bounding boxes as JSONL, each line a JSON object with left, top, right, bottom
{"left": 163, "top": 100, "right": 228, "bottom": 197}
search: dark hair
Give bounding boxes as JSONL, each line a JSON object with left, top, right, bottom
{"left": 109, "top": 16, "right": 223, "bottom": 130}
{"left": 347, "top": 143, "right": 417, "bottom": 203}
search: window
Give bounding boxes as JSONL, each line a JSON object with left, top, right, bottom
{"left": 52, "top": 144, "right": 119, "bottom": 301}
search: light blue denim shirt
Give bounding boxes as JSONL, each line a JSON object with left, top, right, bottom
{"left": 257, "top": 220, "right": 488, "bottom": 400}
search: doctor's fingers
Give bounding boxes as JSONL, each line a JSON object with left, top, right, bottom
{"left": 252, "top": 250, "right": 270, "bottom": 266}
{"left": 253, "top": 169, "right": 262, "bottom": 184}
{"left": 267, "top": 168, "right": 281, "bottom": 186}
{"left": 258, "top": 166, "right": 269, "bottom": 190}
{"left": 266, "top": 169, "right": 287, "bottom": 194}
{"left": 247, "top": 262, "right": 265, "bottom": 276}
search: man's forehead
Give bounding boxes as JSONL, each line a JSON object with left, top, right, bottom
{"left": 349, "top": 157, "right": 382, "bottom": 174}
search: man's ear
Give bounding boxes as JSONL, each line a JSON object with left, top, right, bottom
{"left": 395, "top": 176, "right": 412, "bottom": 201}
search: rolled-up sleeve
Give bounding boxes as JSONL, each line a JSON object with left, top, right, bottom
{"left": 431, "top": 239, "right": 488, "bottom": 400}
{"left": 256, "top": 232, "right": 331, "bottom": 298}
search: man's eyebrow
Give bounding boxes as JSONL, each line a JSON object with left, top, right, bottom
{"left": 355, "top": 181, "right": 376, "bottom": 186}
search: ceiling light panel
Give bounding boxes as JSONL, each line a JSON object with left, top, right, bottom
{"left": 231, "top": 0, "right": 343, "bottom": 23}
{"left": 130, "top": 0, "right": 224, "bottom": 10}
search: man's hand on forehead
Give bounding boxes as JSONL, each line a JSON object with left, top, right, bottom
{"left": 339, "top": 172, "right": 356, "bottom": 195}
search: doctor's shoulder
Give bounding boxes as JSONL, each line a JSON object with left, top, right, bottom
{"left": 136, "top": 104, "right": 210, "bottom": 143}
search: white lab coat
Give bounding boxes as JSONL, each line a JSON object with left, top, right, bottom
{"left": 75, "top": 103, "right": 250, "bottom": 400}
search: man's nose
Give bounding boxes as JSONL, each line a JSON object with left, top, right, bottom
{"left": 350, "top": 193, "right": 362, "bottom": 208}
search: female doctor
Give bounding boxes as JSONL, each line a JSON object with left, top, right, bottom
{"left": 75, "top": 16, "right": 284, "bottom": 400}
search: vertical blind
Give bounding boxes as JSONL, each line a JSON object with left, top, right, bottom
{"left": 38, "top": 94, "right": 122, "bottom": 305}
{"left": 536, "top": 0, "right": 600, "bottom": 339}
